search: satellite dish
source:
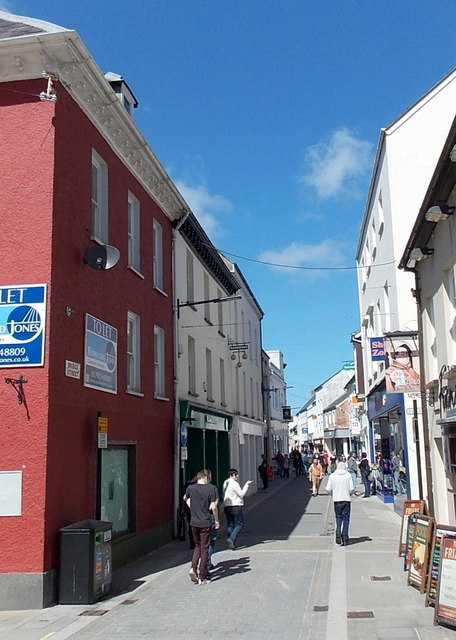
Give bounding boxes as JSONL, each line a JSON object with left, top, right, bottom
{"left": 83, "top": 245, "right": 120, "bottom": 270}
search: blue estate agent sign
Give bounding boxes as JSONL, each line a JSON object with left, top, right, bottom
{"left": 84, "top": 314, "right": 118, "bottom": 394}
{"left": 0, "top": 284, "right": 47, "bottom": 368}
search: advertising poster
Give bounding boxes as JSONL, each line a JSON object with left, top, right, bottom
{"left": 383, "top": 334, "right": 420, "bottom": 394}
{"left": 84, "top": 314, "right": 118, "bottom": 394}
{"left": 0, "top": 284, "right": 46, "bottom": 368}
{"left": 399, "top": 500, "right": 426, "bottom": 556}
{"left": 426, "top": 525, "right": 456, "bottom": 606}
{"left": 435, "top": 536, "right": 456, "bottom": 629}
{"left": 408, "top": 515, "right": 434, "bottom": 592}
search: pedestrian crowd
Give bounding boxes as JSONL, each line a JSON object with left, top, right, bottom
{"left": 181, "top": 447, "right": 407, "bottom": 583}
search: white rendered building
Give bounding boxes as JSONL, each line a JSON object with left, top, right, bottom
{"left": 356, "top": 67, "right": 456, "bottom": 504}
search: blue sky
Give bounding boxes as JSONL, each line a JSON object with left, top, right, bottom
{"left": 4, "top": 0, "right": 456, "bottom": 410}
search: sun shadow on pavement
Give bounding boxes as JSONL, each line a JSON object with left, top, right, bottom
{"left": 346, "top": 536, "right": 372, "bottom": 546}
{"left": 209, "top": 557, "right": 251, "bottom": 582}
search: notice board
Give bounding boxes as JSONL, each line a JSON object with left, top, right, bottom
{"left": 426, "top": 525, "right": 456, "bottom": 607}
{"left": 399, "top": 499, "right": 426, "bottom": 556}
{"left": 407, "top": 514, "right": 434, "bottom": 592}
{"left": 435, "top": 535, "right": 456, "bottom": 629}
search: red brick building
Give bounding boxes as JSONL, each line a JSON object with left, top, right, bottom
{"left": 0, "top": 12, "right": 186, "bottom": 608}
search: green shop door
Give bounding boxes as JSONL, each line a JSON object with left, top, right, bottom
{"left": 187, "top": 428, "right": 229, "bottom": 495}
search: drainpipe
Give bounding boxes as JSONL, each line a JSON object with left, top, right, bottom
{"left": 171, "top": 213, "right": 189, "bottom": 538}
{"left": 412, "top": 274, "right": 435, "bottom": 516}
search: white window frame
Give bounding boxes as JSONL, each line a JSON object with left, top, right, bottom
{"left": 154, "top": 325, "right": 166, "bottom": 398}
{"left": 127, "top": 311, "right": 141, "bottom": 393}
{"left": 128, "top": 191, "right": 141, "bottom": 274}
{"left": 206, "top": 348, "right": 213, "bottom": 401}
{"left": 204, "top": 273, "right": 211, "bottom": 323}
{"left": 153, "top": 219, "right": 164, "bottom": 291}
{"left": 91, "top": 149, "right": 109, "bottom": 244}
{"left": 186, "top": 251, "right": 194, "bottom": 303}
{"left": 220, "top": 358, "right": 226, "bottom": 406}
{"left": 188, "top": 336, "right": 196, "bottom": 396}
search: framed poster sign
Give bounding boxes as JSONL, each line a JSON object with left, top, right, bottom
{"left": 435, "top": 535, "right": 456, "bottom": 629}
{"left": 399, "top": 499, "right": 426, "bottom": 556}
{"left": 407, "top": 515, "right": 434, "bottom": 592}
{"left": 404, "top": 513, "right": 418, "bottom": 572}
{"left": 426, "top": 525, "right": 456, "bottom": 607}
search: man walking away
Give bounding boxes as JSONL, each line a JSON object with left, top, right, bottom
{"left": 222, "top": 469, "right": 253, "bottom": 549}
{"left": 184, "top": 469, "right": 220, "bottom": 585}
{"left": 326, "top": 461, "right": 354, "bottom": 546}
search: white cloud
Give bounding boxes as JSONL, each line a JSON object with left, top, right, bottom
{"left": 258, "top": 239, "right": 349, "bottom": 275}
{"left": 300, "top": 128, "right": 373, "bottom": 199}
{"left": 174, "top": 180, "right": 232, "bottom": 240}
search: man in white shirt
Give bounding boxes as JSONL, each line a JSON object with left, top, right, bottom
{"left": 326, "top": 462, "right": 354, "bottom": 546}
{"left": 222, "top": 469, "right": 253, "bottom": 549}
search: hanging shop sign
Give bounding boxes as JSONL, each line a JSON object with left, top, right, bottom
{"left": 425, "top": 524, "right": 456, "bottom": 607}
{"left": 370, "top": 337, "right": 385, "bottom": 361}
{"left": 84, "top": 314, "right": 118, "bottom": 394}
{"left": 435, "top": 535, "right": 456, "bottom": 629}
{"left": 407, "top": 514, "right": 434, "bottom": 593}
{"left": 0, "top": 284, "right": 46, "bottom": 368}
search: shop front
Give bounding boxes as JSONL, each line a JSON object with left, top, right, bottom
{"left": 180, "top": 402, "right": 232, "bottom": 496}
{"left": 367, "top": 383, "right": 408, "bottom": 501}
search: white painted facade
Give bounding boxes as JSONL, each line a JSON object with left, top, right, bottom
{"left": 401, "top": 114, "right": 456, "bottom": 525}
{"left": 174, "top": 217, "right": 265, "bottom": 492}
{"left": 312, "top": 369, "right": 354, "bottom": 448}
{"left": 264, "top": 350, "right": 290, "bottom": 456}
{"left": 355, "top": 68, "right": 456, "bottom": 504}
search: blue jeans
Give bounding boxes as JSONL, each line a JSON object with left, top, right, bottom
{"left": 334, "top": 501, "right": 351, "bottom": 544}
{"left": 207, "top": 523, "right": 217, "bottom": 568}
{"left": 225, "top": 505, "right": 244, "bottom": 544}
{"left": 361, "top": 473, "right": 370, "bottom": 497}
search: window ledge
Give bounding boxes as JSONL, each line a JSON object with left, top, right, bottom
{"left": 207, "top": 397, "right": 215, "bottom": 403}
{"left": 154, "top": 395, "right": 170, "bottom": 402}
{"left": 154, "top": 286, "right": 168, "bottom": 297}
{"left": 218, "top": 330, "right": 226, "bottom": 338}
{"left": 188, "top": 391, "right": 199, "bottom": 397}
{"left": 128, "top": 266, "right": 145, "bottom": 279}
{"left": 126, "top": 389, "right": 144, "bottom": 397}
{"left": 204, "top": 318, "right": 213, "bottom": 326}
{"left": 221, "top": 402, "right": 227, "bottom": 407}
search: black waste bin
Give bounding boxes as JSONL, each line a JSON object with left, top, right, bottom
{"left": 59, "top": 519, "right": 112, "bottom": 604}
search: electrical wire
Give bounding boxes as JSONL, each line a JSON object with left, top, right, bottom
{"left": 217, "top": 249, "right": 397, "bottom": 271}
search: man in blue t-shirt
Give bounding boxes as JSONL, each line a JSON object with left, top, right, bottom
{"left": 184, "top": 469, "right": 219, "bottom": 585}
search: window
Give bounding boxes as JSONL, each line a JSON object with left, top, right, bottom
{"left": 91, "top": 149, "right": 108, "bottom": 244}
{"left": 204, "top": 273, "right": 211, "bottom": 323}
{"left": 154, "top": 326, "right": 165, "bottom": 398}
{"left": 128, "top": 191, "right": 140, "bottom": 273}
{"left": 217, "top": 289, "right": 224, "bottom": 335}
{"left": 220, "top": 358, "right": 226, "bottom": 406}
{"left": 99, "top": 445, "right": 135, "bottom": 536}
{"left": 127, "top": 311, "right": 141, "bottom": 393}
{"left": 153, "top": 219, "right": 164, "bottom": 291}
{"left": 188, "top": 336, "right": 196, "bottom": 395}
{"left": 206, "top": 348, "right": 213, "bottom": 401}
{"left": 186, "top": 251, "right": 194, "bottom": 303}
